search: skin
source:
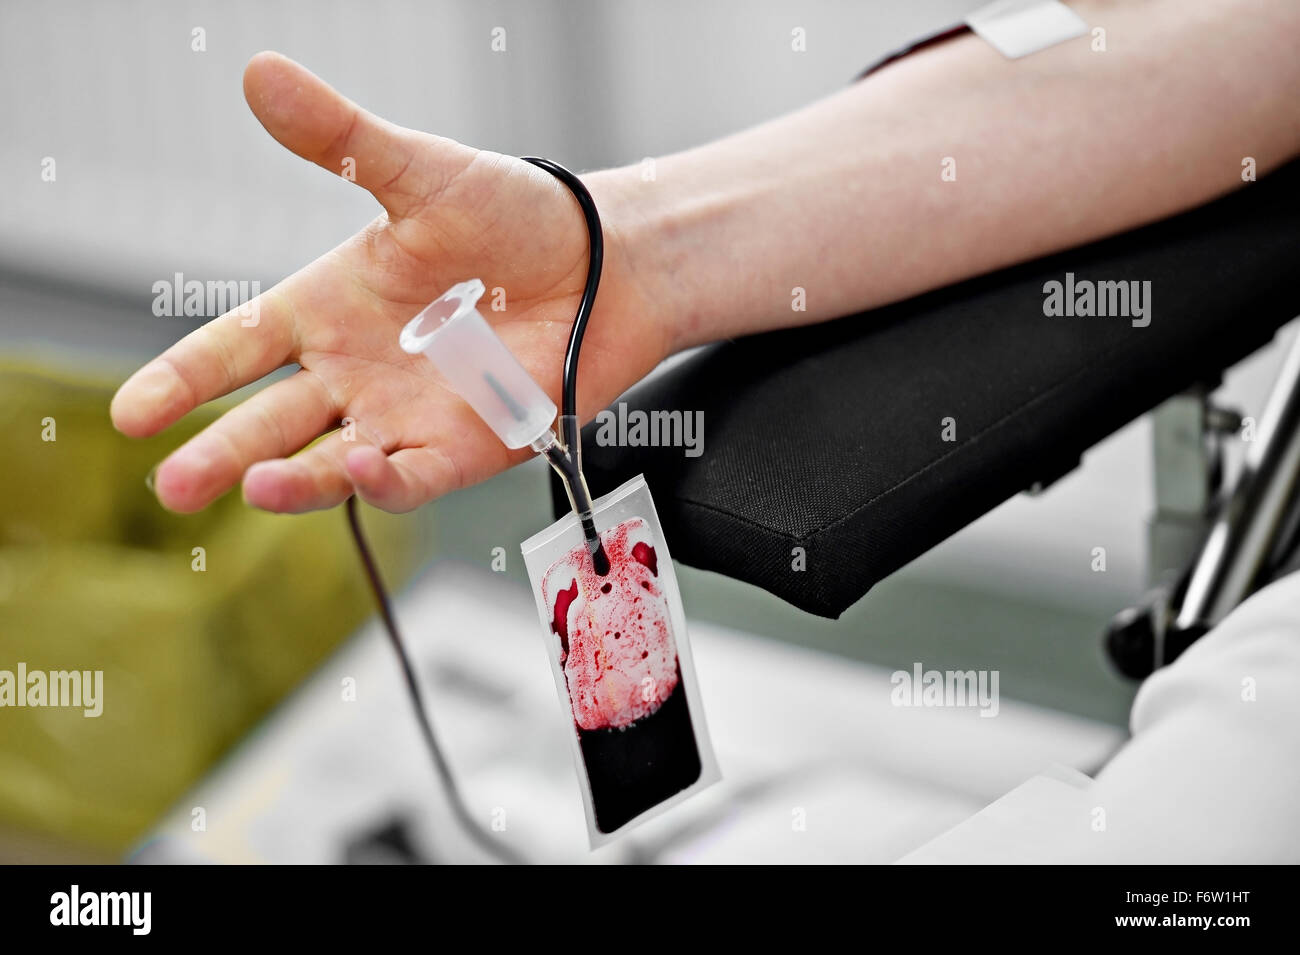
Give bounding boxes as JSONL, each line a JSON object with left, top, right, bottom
{"left": 111, "top": 0, "right": 1300, "bottom": 515}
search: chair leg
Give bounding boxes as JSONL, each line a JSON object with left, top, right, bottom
{"left": 1174, "top": 328, "right": 1300, "bottom": 632}
{"left": 1106, "top": 325, "right": 1300, "bottom": 678}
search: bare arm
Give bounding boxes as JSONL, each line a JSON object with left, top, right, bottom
{"left": 591, "top": 0, "right": 1300, "bottom": 351}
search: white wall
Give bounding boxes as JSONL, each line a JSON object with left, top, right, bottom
{"left": 0, "top": 0, "right": 976, "bottom": 298}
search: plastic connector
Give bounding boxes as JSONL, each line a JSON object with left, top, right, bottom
{"left": 400, "top": 279, "right": 557, "bottom": 449}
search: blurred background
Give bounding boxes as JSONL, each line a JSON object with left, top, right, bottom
{"left": 1, "top": 0, "right": 1293, "bottom": 863}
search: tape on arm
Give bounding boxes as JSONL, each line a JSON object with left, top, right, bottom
{"left": 964, "top": 0, "right": 1089, "bottom": 59}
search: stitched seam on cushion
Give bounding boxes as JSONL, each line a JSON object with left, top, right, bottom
{"left": 673, "top": 495, "right": 801, "bottom": 541}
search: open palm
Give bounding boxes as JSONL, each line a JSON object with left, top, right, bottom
{"left": 111, "top": 51, "right": 666, "bottom": 513}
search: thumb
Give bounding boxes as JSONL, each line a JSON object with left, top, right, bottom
{"left": 242, "top": 51, "right": 474, "bottom": 218}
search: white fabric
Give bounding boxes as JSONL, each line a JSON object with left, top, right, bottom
{"left": 901, "top": 571, "right": 1300, "bottom": 863}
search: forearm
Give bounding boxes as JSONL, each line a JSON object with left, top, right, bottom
{"left": 590, "top": 0, "right": 1300, "bottom": 352}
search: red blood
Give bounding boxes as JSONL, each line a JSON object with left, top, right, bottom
{"left": 542, "top": 519, "right": 679, "bottom": 730}
{"left": 551, "top": 579, "right": 579, "bottom": 657}
{"left": 631, "top": 541, "right": 658, "bottom": 576}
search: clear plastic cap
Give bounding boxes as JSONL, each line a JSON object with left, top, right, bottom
{"left": 400, "top": 279, "right": 557, "bottom": 449}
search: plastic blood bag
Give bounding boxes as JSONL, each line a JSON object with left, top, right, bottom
{"left": 524, "top": 476, "right": 719, "bottom": 845}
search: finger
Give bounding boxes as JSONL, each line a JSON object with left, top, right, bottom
{"left": 242, "top": 430, "right": 363, "bottom": 514}
{"left": 242, "top": 51, "right": 473, "bottom": 218}
{"left": 345, "top": 445, "right": 464, "bottom": 513}
{"left": 152, "top": 371, "right": 338, "bottom": 513}
{"left": 111, "top": 285, "right": 298, "bottom": 438}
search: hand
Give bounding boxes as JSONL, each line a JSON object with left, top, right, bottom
{"left": 111, "top": 51, "right": 667, "bottom": 514}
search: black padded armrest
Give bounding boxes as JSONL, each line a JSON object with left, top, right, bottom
{"left": 559, "top": 160, "right": 1300, "bottom": 618}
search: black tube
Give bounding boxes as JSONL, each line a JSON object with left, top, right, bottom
{"left": 522, "top": 156, "right": 610, "bottom": 576}
{"left": 345, "top": 497, "right": 527, "bottom": 864}
{"left": 520, "top": 157, "right": 604, "bottom": 425}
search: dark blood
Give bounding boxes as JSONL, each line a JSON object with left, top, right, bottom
{"left": 577, "top": 665, "right": 702, "bottom": 833}
{"left": 544, "top": 520, "right": 698, "bottom": 833}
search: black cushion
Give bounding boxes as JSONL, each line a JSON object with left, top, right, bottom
{"left": 557, "top": 160, "right": 1300, "bottom": 618}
